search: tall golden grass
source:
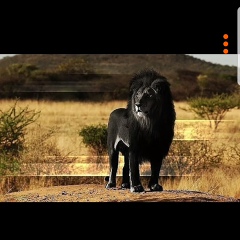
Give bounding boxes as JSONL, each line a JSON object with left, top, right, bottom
{"left": 0, "top": 99, "right": 240, "bottom": 198}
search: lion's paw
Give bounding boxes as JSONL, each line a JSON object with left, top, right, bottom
{"left": 105, "top": 182, "right": 116, "bottom": 189}
{"left": 130, "top": 185, "right": 145, "bottom": 193}
{"left": 121, "top": 182, "right": 130, "bottom": 189}
{"left": 149, "top": 184, "right": 163, "bottom": 191}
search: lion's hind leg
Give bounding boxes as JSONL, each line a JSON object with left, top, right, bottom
{"left": 106, "top": 150, "right": 119, "bottom": 189}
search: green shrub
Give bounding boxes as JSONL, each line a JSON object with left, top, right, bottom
{"left": 79, "top": 124, "right": 108, "bottom": 157}
{"left": 0, "top": 100, "right": 40, "bottom": 175}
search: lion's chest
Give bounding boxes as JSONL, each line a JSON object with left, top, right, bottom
{"left": 132, "top": 130, "right": 162, "bottom": 153}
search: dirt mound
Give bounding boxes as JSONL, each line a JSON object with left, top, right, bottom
{"left": 0, "top": 184, "right": 239, "bottom": 202}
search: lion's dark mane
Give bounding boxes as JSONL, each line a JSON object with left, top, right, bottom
{"left": 126, "top": 69, "right": 176, "bottom": 164}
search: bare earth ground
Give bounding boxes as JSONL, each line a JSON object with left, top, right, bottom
{"left": 1, "top": 183, "right": 239, "bottom": 202}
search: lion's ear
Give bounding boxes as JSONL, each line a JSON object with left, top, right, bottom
{"left": 152, "top": 79, "right": 170, "bottom": 93}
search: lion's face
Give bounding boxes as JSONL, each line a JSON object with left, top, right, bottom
{"left": 131, "top": 78, "right": 169, "bottom": 120}
{"left": 133, "top": 86, "right": 157, "bottom": 117}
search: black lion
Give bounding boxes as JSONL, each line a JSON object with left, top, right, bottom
{"left": 105, "top": 69, "right": 176, "bottom": 192}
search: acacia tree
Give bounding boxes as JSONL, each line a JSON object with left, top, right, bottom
{"left": 186, "top": 93, "right": 238, "bottom": 130}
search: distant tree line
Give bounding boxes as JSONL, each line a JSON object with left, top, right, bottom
{"left": 171, "top": 69, "right": 237, "bottom": 101}
{"left": 0, "top": 61, "right": 238, "bottom": 101}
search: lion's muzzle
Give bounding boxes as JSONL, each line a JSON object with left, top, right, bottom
{"left": 135, "top": 102, "right": 148, "bottom": 116}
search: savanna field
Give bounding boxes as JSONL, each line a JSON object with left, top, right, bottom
{"left": 0, "top": 99, "right": 240, "bottom": 198}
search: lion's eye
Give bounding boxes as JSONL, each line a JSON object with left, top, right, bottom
{"left": 148, "top": 88, "right": 155, "bottom": 97}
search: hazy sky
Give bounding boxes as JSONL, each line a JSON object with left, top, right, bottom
{"left": 0, "top": 54, "right": 238, "bottom": 67}
{"left": 186, "top": 54, "right": 237, "bottom": 67}
{"left": 0, "top": 54, "right": 16, "bottom": 59}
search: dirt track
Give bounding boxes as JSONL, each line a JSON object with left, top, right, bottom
{"left": 1, "top": 184, "right": 239, "bottom": 202}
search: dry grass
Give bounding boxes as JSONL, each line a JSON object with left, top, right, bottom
{"left": 0, "top": 99, "right": 126, "bottom": 156}
{"left": 162, "top": 167, "right": 240, "bottom": 199}
{"left": 0, "top": 99, "right": 240, "bottom": 198}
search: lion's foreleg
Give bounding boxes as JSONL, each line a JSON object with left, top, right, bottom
{"left": 148, "top": 159, "right": 163, "bottom": 191}
{"left": 129, "top": 152, "right": 145, "bottom": 192}
{"left": 106, "top": 150, "right": 119, "bottom": 189}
